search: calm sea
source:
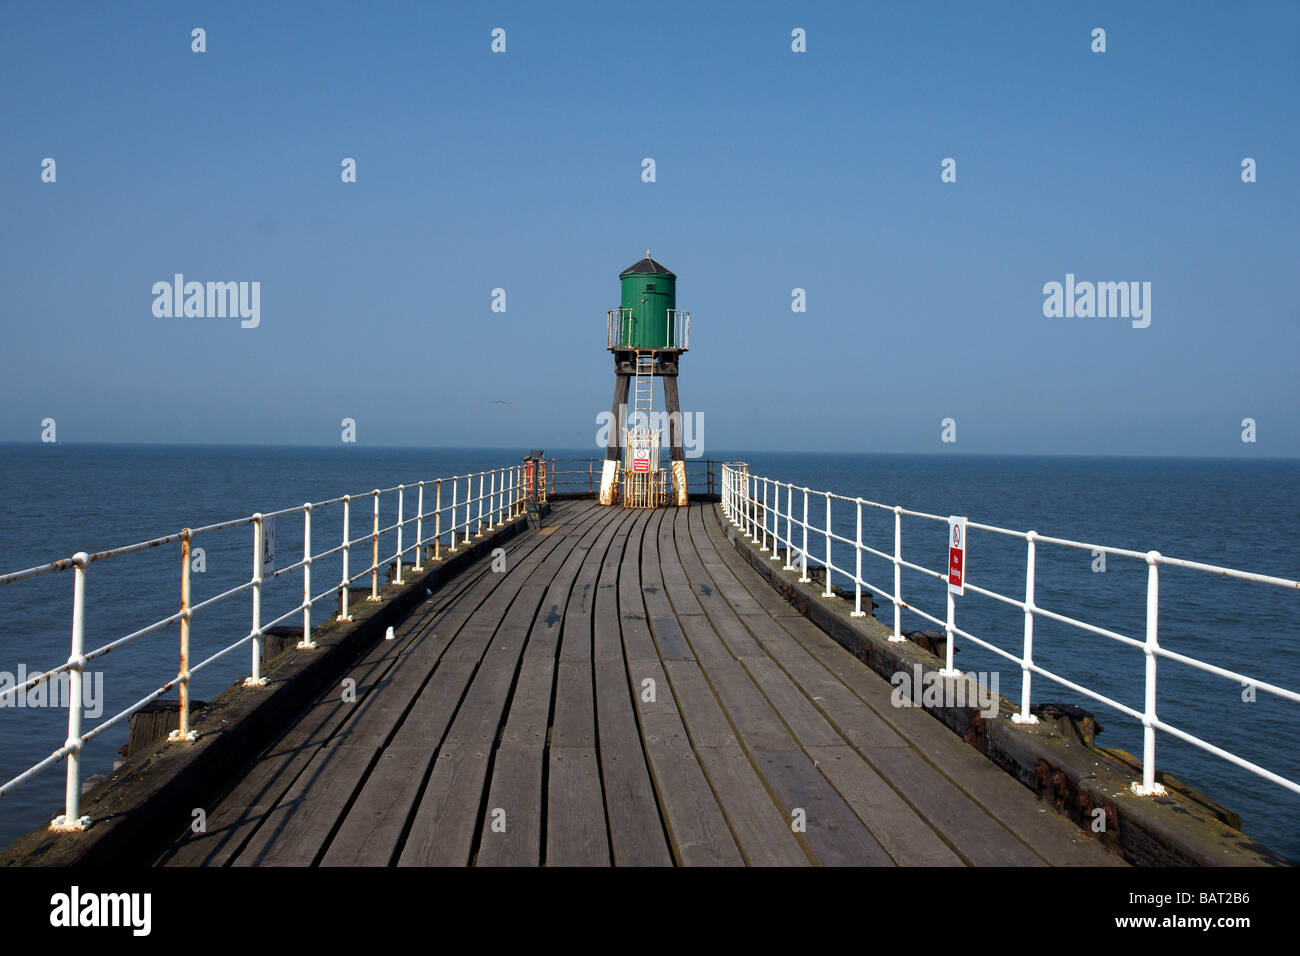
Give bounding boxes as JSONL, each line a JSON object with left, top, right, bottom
{"left": 0, "top": 444, "right": 1296, "bottom": 859}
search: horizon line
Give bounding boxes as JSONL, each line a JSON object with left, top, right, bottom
{"left": 0, "top": 440, "right": 1295, "bottom": 463}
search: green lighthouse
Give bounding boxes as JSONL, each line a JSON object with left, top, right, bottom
{"left": 600, "top": 252, "right": 691, "bottom": 507}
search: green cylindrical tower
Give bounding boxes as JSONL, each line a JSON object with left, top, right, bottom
{"left": 619, "top": 254, "right": 678, "bottom": 349}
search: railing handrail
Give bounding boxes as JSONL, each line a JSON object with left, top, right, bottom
{"left": 0, "top": 459, "right": 550, "bottom": 830}
{"left": 720, "top": 463, "right": 1300, "bottom": 800}
{"left": 606, "top": 308, "right": 690, "bottom": 351}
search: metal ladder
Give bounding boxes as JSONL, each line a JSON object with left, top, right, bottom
{"left": 632, "top": 351, "right": 654, "bottom": 432}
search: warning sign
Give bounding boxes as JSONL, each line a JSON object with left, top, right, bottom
{"left": 633, "top": 458, "right": 649, "bottom": 473}
{"left": 947, "top": 516, "right": 966, "bottom": 595}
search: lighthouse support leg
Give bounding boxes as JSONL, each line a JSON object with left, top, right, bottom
{"left": 599, "top": 373, "right": 630, "bottom": 505}
{"left": 663, "top": 375, "right": 688, "bottom": 506}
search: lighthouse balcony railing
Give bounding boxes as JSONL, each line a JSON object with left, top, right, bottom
{"left": 606, "top": 309, "right": 690, "bottom": 351}
{"left": 0, "top": 461, "right": 542, "bottom": 833}
{"left": 720, "top": 464, "right": 1300, "bottom": 802}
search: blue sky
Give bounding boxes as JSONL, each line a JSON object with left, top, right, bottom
{"left": 2, "top": 1, "right": 1297, "bottom": 456}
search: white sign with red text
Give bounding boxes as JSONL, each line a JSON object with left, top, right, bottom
{"left": 947, "top": 516, "right": 967, "bottom": 595}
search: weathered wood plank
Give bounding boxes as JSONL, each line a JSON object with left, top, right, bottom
{"left": 657, "top": 505, "right": 702, "bottom": 616}
{"left": 319, "top": 660, "right": 477, "bottom": 866}
{"left": 591, "top": 520, "right": 673, "bottom": 866}
{"left": 396, "top": 746, "right": 492, "bottom": 866}
{"left": 475, "top": 744, "right": 544, "bottom": 866}
{"left": 546, "top": 747, "right": 610, "bottom": 866}
{"left": 750, "top": 748, "right": 895, "bottom": 866}
{"left": 618, "top": 511, "right": 660, "bottom": 663}
{"left": 594, "top": 658, "right": 673, "bottom": 866}
{"left": 691, "top": 746, "right": 811, "bottom": 866}
{"left": 641, "top": 511, "right": 695, "bottom": 661}
{"left": 805, "top": 744, "right": 963, "bottom": 866}
{"left": 637, "top": 710, "right": 744, "bottom": 866}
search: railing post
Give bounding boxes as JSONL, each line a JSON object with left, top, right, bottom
{"left": 370, "top": 490, "right": 381, "bottom": 600}
{"left": 751, "top": 475, "right": 759, "bottom": 542}
{"left": 1012, "top": 532, "right": 1040, "bottom": 723}
{"left": 800, "top": 488, "right": 809, "bottom": 583}
{"left": 299, "top": 505, "right": 317, "bottom": 648}
{"left": 477, "top": 472, "right": 485, "bottom": 534}
{"left": 414, "top": 482, "right": 425, "bottom": 571}
{"left": 823, "top": 494, "right": 833, "bottom": 597}
{"left": 450, "top": 477, "right": 458, "bottom": 551}
{"left": 464, "top": 475, "right": 473, "bottom": 544}
{"left": 744, "top": 473, "right": 751, "bottom": 536}
{"left": 589, "top": 459, "right": 593, "bottom": 493}
{"left": 749, "top": 475, "right": 759, "bottom": 543}
{"left": 434, "top": 480, "right": 442, "bottom": 560}
{"left": 764, "top": 478, "right": 774, "bottom": 561}
{"left": 1133, "top": 553, "right": 1168, "bottom": 796}
{"left": 490, "top": 470, "right": 498, "bottom": 527}
{"left": 851, "top": 499, "right": 865, "bottom": 616}
{"left": 941, "top": 585, "right": 958, "bottom": 676}
{"left": 738, "top": 470, "right": 748, "bottom": 530}
{"left": 737, "top": 471, "right": 744, "bottom": 531}
{"left": 169, "top": 530, "right": 199, "bottom": 742}
{"left": 761, "top": 478, "right": 769, "bottom": 552}
{"left": 395, "top": 485, "right": 405, "bottom": 585}
{"left": 247, "top": 514, "right": 269, "bottom": 684}
{"left": 785, "top": 484, "right": 794, "bottom": 570}
{"left": 50, "top": 552, "right": 91, "bottom": 831}
{"left": 889, "top": 507, "right": 904, "bottom": 642}
{"left": 339, "top": 498, "right": 352, "bottom": 622}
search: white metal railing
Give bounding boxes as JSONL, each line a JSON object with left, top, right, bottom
{"left": 606, "top": 308, "right": 690, "bottom": 350}
{"left": 720, "top": 464, "right": 1300, "bottom": 799}
{"left": 0, "top": 461, "right": 548, "bottom": 832}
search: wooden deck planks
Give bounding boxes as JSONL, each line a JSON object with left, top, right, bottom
{"left": 660, "top": 506, "right": 894, "bottom": 866}
{"left": 693, "top": 501, "right": 1118, "bottom": 866}
{"left": 245, "top": 507, "right": 600, "bottom": 866}
{"left": 400, "top": 505, "right": 621, "bottom": 866}
{"left": 592, "top": 511, "right": 673, "bottom": 866}
{"left": 157, "top": 516, "right": 562, "bottom": 867}
{"left": 155, "top": 498, "right": 1125, "bottom": 868}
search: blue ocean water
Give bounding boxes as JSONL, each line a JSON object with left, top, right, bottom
{"left": 0, "top": 444, "right": 1296, "bottom": 860}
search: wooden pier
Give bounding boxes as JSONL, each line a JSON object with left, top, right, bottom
{"left": 153, "top": 500, "right": 1118, "bottom": 867}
